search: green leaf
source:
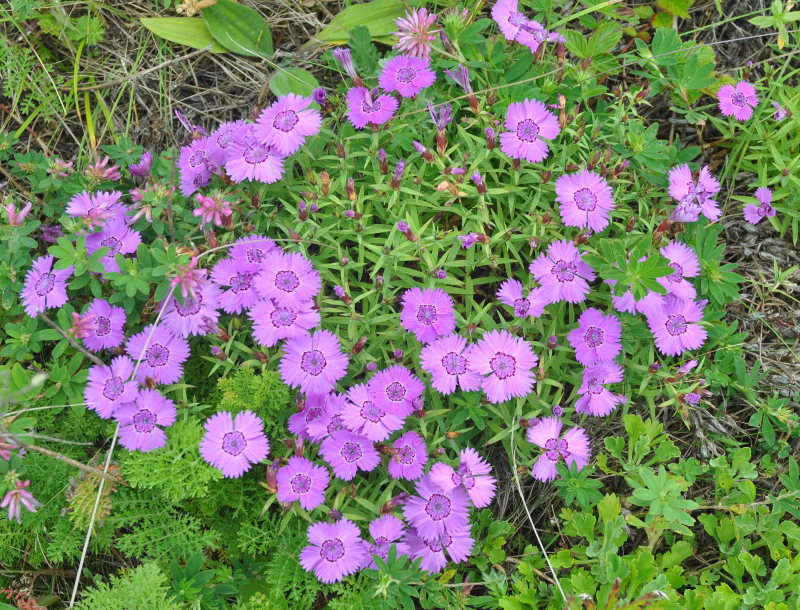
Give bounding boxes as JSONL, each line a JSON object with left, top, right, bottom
{"left": 304, "top": 0, "right": 405, "bottom": 48}
{"left": 140, "top": 17, "right": 227, "bottom": 53}
{"left": 201, "top": 0, "right": 272, "bottom": 58}
{"left": 587, "top": 21, "right": 622, "bottom": 55}
{"left": 657, "top": 0, "right": 693, "bottom": 18}
{"left": 268, "top": 68, "right": 319, "bottom": 98}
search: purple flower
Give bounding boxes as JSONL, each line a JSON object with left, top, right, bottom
{"left": 1, "top": 480, "right": 42, "bottom": 523}
{"left": 178, "top": 137, "right": 224, "bottom": 196}
{"left": 658, "top": 241, "right": 700, "bottom": 300}
{"left": 527, "top": 417, "right": 591, "bottom": 482}
{"left": 280, "top": 329, "right": 349, "bottom": 395}
{"left": 40, "top": 225, "right": 63, "bottom": 243}
{"left": 379, "top": 55, "right": 436, "bottom": 98}
{"left": 340, "top": 383, "right": 404, "bottom": 441}
{"left": 403, "top": 474, "right": 470, "bottom": 541}
{"left": 528, "top": 240, "right": 595, "bottom": 304}
{"left": 129, "top": 151, "right": 153, "bottom": 177}
{"left": 199, "top": 410, "right": 270, "bottom": 478}
{"left": 86, "top": 218, "right": 142, "bottom": 274}
{"left": 396, "top": 220, "right": 410, "bottom": 232}
{"left": 210, "top": 258, "right": 261, "bottom": 314}
{"left": 320, "top": 430, "right": 380, "bottom": 481}
{"left": 305, "top": 393, "right": 347, "bottom": 442}
{"left": 428, "top": 102, "right": 453, "bottom": 130}
{"left": 299, "top": 519, "right": 368, "bottom": 583}
{"left": 346, "top": 87, "right": 399, "bottom": 129}
{"left": 404, "top": 526, "right": 474, "bottom": 573}
{"left": 276, "top": 456, "right": 330, "bottom": 510}
{"left": 288, "top": 399, "right": 327, "bottom": 440}
{"left": 366, "top": 515, "right": 409, "bottom": 568}
{"left": 499, "top": 98, "right": 560, "bottom": 163}
{"left": 388, "top": 431, "right": 428, "bottom": 481}
{"left": 249, "top": 298, "right": 320, "bottom": 347}
{"left": 718, "top": 81, "right": 758, "bottom": 121}
{"left": 66, "top": 190, "right": 126, "bottom": 230}
{"left": 229, "top": 234, "right": 279, "bottom": 265}
{"left": 496, "top": 279, "right": 547, "bottom": 319}
{"left": 743, "top": 186, "right": 776, "bottom": 225}
{"left": 444, "top": 65, "right": 473, "bottom": 94}
{"left": 312, "top": 88, "right": 327, "bottom": 106}
{"left": 125, "top": 324, "right": 190, "bottom": 384}
{"left": 567, "top": 308, "right": 622, "bottom": 366}
{"left": 255, "top": 93, "right": 322, "bottom": 156}
{"left": 332, "top": 48, "right": 359, "bottom": 81}
{"left": 556, "top": 170, "right": 616, "bottom": 232}
{"left": 20, "top": 255, "right": 73, "bottom": 317}
{"left": 647, "top": 295, "right": 707, "bottom": 356}
{"left": 399, "top": 287, "right": 457, "bottom": 344}
{"left": 469, "top": 330, "right": 538, "bottom": 403}
{"left": 393, "top": 7, "right": 439, "bottom": 59}
{"left": 458, "top": 233, "right": 482, "bottom": 249}
{"left": 668, "top": 164, "right": 721, "bottom": 223}
{"left": 116, "top": 389, "right": 177, "bottom": 452}
{"left": 685, "top": 392, "right": 701, "bottom": 405}
{"left": 209, "top": 120, "right": 248, "bottom": 163}
{"left": 84, "top": 356, "right": 139, "bottom": 419}
{"left": 162, "top": 281, "right": 222, "bottom": 338}
{"left": 575, "top": 360, "right": 624, "bottom": 416}
{"left": 367, "top": 365, "right": 425, "bottom": 417}
{"left": 772, "top": 102, "right": 788, "bottom": 121}
{"left": 429, "top": 448, "right": 497, "bottom": 508}
{"left": 225, "top": 125, "right": 286, "bottom": 185}
{"left": 419, "top": 333, "right": 482, "bottom": 395}
{"left": 254, "top": 251, "right": 322, "bottom": 308}
{"left": 82, "top": 299, "right": 126, "bottom": 350}
{"left": 491, "top": 0, "right": 548, "bottom": 51}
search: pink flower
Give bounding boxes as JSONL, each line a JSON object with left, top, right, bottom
{"left": 193, "top": 192, "right": 232, "bottom": 227}
{"left": 743, "top": 186, "right": 776, "bottom": 225}
{"left": 646, "top": 295, "right": 707, "bottom": 356}
{"left": 276, "top": 456, "right": 330, "bottom": 510}
{"left": 528, "top": 240, "right": 595, "bottom": 304}
{"left": 199, "top": 410, "right": 270, "bottom": 478}
{"left": 340, "top": 383, "right": 404, "bottom": 441}
{"left": 469, "top": 330, "right": 538, "bottom": 404}
{"left": 388, "top": 431, "right": 428, "bottom": 481}
{"left": 403, "top": 474, "right": 470, "bottom": 541}
{"left": 1, "top": 480, "right": 42, "bottom": 523}
{"left": 85, "top": 155, "right": 121, "bottom": 182}
{"left": 320, "top": 430, "right": 380, "bottom": 481}
{"left": 419, "top": 333, "right": 482, "bottom": 395}
{"left": 367, "top": 365, "right": 425, "bottom": 417}
{"left": 499, "top": 98, "right": 560, "bottom": 163}
{"left": 718, "top": 81, "right": 758, "bottom": 121}
{"left": 393, "top": 7, "right": 440, "bottom": 59}
{"left": 82, "top": 298, "right": 126, "bottom": 352}
{"left": 428, "top": 448, "right": 497, "bottom": 508}
{"left": 279, "top": 330, "right": 349, "bottom": 395}
{"left": 575, "top": 360, "right": 625, "bottom": 416}
{"left": 566, "top": 308, "right": 622, "bottom": 366}
{"left": 527, "top": 417, "right": 590, "bottom": 482}
{"left": 346, "top": 87, "right": 399, "bottom": 130}
{"left": 405, "top": 526, "right": 474, "bottom": 573}
{"left": 658, "top": 241, "right": 700, "bottom": 300}
{"left": 4, "top": 201, "right": 32, "bottom": 226}
{"left": 379, "top": 55, "right": 436, "bottom": 98}
{"left": 556, "top": 170, "right": 615, "bottom": 232}
{"left": 116, "top": 389, "right": 177, "bottom": 452}
{"left": 399, "top": 287, "right": 457, "bottom": 344}
{"left": 299, "top": 519, "right": 369, "bottom": 583}
{"left": 255, "top": 93, "right": 322, "bottom": 156}
{"left": 496, "top": 279, "right": 547, "bottom": 318}
{"left": 668, "top": 164, "right": 721, "bottom": 223}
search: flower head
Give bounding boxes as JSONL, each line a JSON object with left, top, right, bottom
{"left": 743, "top": 186, "right": 776, "bottom": 224}
{"left": 496, "top": 279, "right": 548, "bottom": 319}
{"left": 567, "top": 308, "right": 622, "bottom": 366}
{"left": 393, "top": 7, "right": 440, "bottom": 58}
{"left": 229, "top": 234, "right": 279, "bottom": 265}
{"left": 556, "top": 170, "right": 615, "bottom": 232}
{"left": 668, "top": 164, "right": 721, "bottom": 223}
{"left": 419, "top": 333, "right": 482, "bottom": 395}
{"left": 366, "top": 515, "right": 409, "bottom": 568}
{"left": 276, "top": 456, "right": 330, "bottom": 510}
{"left": 320, "top": 430, "right": 380, "bottom": 481}
{"left": 21, "top": 255, "right": 73, "bottom": 317}
{"left": 646, "top": 295, "right": 707, "bottom": 356}
{"left": 4, "top": 201, "right": 32, "bottom": 226}
{"left": 209, "top": 120, "right": 248, "bottom": 163}
{"left": 399, "top": 287, "right": 457, "bottom": 344}
{"left": 255, "top": 93, "right": 322, "bottom": 156}
{"left": 280, "top": 329, "right": 349, "bottom": 395}
{"left": 367, "top": 365, "right": 425, "bottom": 417}
{"left": 116, "top": 389, "right": 177, "bottom": 452}
{"left": 162, "top": 281, "right": 222, "bottom": 338}
{"left": 1, "top": 480, "right": 42, "bottom": 523}
{"left": 429, "top": 448, "right": 497, "bottom": 508}
{"left": 85, "top": 155, "right": 121, "bottom": 182}
{"left": 66, "top": 190, "right": 126, "bottom": 230}
{"left": 388, "top": 431, "right": 428, "bottom": 481}
{"left": 403, "top": 474, "right": 471, "bottom": 541}
{"left": 129, "top": 151, "right": 153, "bottom": 177}
{"left": 199, "top": 410, "right": 270, "bottom": 478}
{"left": 718, "top": 81, "right": 758, "bottom": 121}
{"left": 82, "top": 299, "right": 126, "bottom": 350}
{"left": 210, "top": 258, "right": 261, "bottom": 314}
{"left": 528, "top": 240, "right": 595, "bottom": 304}
{"left": 658, "top": 241, "right": 700, "bottom": 300}
{"left": 178, "top": 137, "right": 224, "bottom": 196}
{"left": 492, "top": 0, "right": 549, "bottom": 52}
{"left": 225, "top": 125, "right": 286, "bottom": 185}
{"left": 499, "top": 98, "right": 560, "bottom": 163}
{"left": 125, "top": 323, "right": 190, "bottom": 384}
{"left": 772, "top": 102, "right": 788, "bottom": 121}
{"left": 288, "top": 398, "right": 328, "bottom": 441}
{"left": 575, "top": 360, "right": 625, "bottom": 416}
{"left": 304, "top": 393, "right": 347, "bottom": 442}
{"left": 340, "top": 383, "right": 404, "bottom": 441}
{"left": 332, "top": 47, "right": 359, "bottom": 81}
{"left": 527, "top": 417, "right": 591, "bottom": 482}
{"left": 346, "top": 87, "right": 399, "bottom": 129}
{"left": 193, "top": 192, "right": 233, "bottom": 227}
{"left": 379, "top": 55, "right": 436, "bottom": 98}
{"left": 468, "top": 330, "right": 538, "bottom": 404}
{"left": 404, "top": 526, "right": 474, "bottom": 573}
{"left": 86, "top": 218, "right": 142, "bottom": 274}
{"left": 84, "top": 356, "right": 139, "bottom": 419}
{"left": 249, "top": 298, "right": 320, "bottom": 347}
{"left": 299, "top": 519, "right": 368, "bottom": 583}
{"left": 254, "top": 251, "right": 321, "bottom": 308}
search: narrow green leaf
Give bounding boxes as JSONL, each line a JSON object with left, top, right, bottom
{"left": 140, "top": 17, "right": 227, "bottom": 53}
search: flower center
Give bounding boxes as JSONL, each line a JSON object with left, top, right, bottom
{"left": 133, "top": 409, "right": 156, "bottom": 433}
{"left": 273, "top": 109, "right": 299, "bottom": 132}
{"left": 230, "top": 272, "right": 252, "bottom": 294}
{"left": 441, "top": 352, "right": 467, "bottom": 375}
{"left": 216, "top": 127, "right": 236, "bottom": 149}
{"left": 385, "top": 381, "right": 406, "bottom": 402}
{"left": 489, "top": 352, "right": 516, "bottom": 380}
{"left": 290, "top": 473, "right": 312, "bottom": 494}
{"left": 668, "top": 262, "right": 684, "bottom": 283}
{"left": 425, "top": 493, "right": 452, "bottom": 521}
{"left": 246, "top": 247, "right": 266, "bottom": 264}
{"left": 551, "top": 260, "right": 577, "bottom": 282}
{"left": 305, "top": 406, "right": 323, "bottom": 423}
{"left": 416, "top": 304, "right": 438, "bottom": 325}
{"left": 665, "top": 314, "right": 688, "bottom": 336}
{"left": 35, "top": 273, "right": 55, "bottom": 296}
{"left": 582, "top": 326, "right": 605, "bottom": 348}
{"left": 371, "top": 536, "right": 390, "bottom": 559}
{"left": 301, "top": 350, "right": 327, "bottom": 375}
{"left": 145, "top": 343, "right": 169, "bottom": 367}
{"left": 327, "top": 415, "right": 344, "bottom": 435}
{"left": 544, "top": 437, "right": 569, "bottom": 461}
{"left": 270, "top": 307, "right": 298, "bottom": 328}
{"left": 360, "top": 401, "right": 384, "bottom": 423}
{"left": 573, "top": 188, "right": 598, "bottom": 211}
{"left": 341, "top": 441, "right": 363, "bottom": 463}
{"left": 95, "top": 315, "right": 112, "bottom": 336}
{"left": 513, "top": 298, "right": 530, "bottom": 317}
{"left": 457, "top": 463, "right": 475, "bottom": 489}
{"left": 587, "top": 377, "right": 604, "bottom": 395}
{"left": 361, "top": 99, "right": 383, "bottom": 114}
{"left": 222, "top": 430, "right": 247, "bottom": 456}
{"left": 188, "top": 149, "right": 209, "bottom": 168}
{"left": 516, "top": 118, "right": 540, "bottom": 142}
{"left": 731, "top": 92, "right": 748, "bottom": 107}
{"left": 175, "top": 297, "right": 201, "bottom": 316}
{"left": 398, "top": 444, "right": 416, "bottom": 465}
{"left": 395, "top": 66, "right": 418, "bottom": 83}
{"left": 320, "top": 538, "right": 345, "bottom": 562}
{"left": 244, "top": 142, "right": 270, "bottom": 165}
{"left": 275, "top": 270, "right": 300, "bottom": 292}
{"left": 102, "top": 376, "right": 125, "bottom": 401}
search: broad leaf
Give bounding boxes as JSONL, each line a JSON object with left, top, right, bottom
{"left": 140, "top": 17, "right": 226, "bottom": 53}
{"left": 201, "top": 0, "right": 272, "bottom": 58}
{"left": 269, "top": 68, "right": 319, "bottom": 98}
{"left": 304, "top": 0, "right": 404, "bottom": 48}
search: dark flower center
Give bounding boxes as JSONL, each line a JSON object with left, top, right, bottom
{"left": 668, "top": 262, "right": 684, "bottom": 283}
{"left": 665, "top": 314, "right": 688, "bottom": 336}
{"left": 275, "top": 270, "right": 300, "bottom": 292}
{"left": 544, "top": 437, "right": 569, "bottom": 461}
{"left": 100, "top": 236, "right": 123, "bottom": 256}
{"left": 175, "top": 296, "right": 201, "bottom": 316}
{"left": 35, "top": 273, "right": 55, "bottom": 296}
{"left": 551, "top": 260, "right": 577, "bottom": 282}
{"left": 222, "top": 430, "right": 247, "bottom": 456}
{"left": 305, "top": 407, "right": 323, "bottom": 423}
{"left": 188, "top": 149, "right": 209, "bottom": 168}
{"left": 290, "top": 473, "right": 312, "bottom": 494}
{"left": 273, "top": 109, "right": 299, "bottom": 132}
{"left": 133, "top": 409, "right": 156, "bottom": 433}
{"left": 320, "top": 538, "right": 345, "bottom": 562}
{"left": 102, "top": 376, "right": 125, "bottom": 401}
{"left": 95, "top": 315, "right": 112, "bottom": 336}
{"left": 244, "top": 142, "right": 270, "bottom": 165}
{"left": 395, "top": 66, "right": 418, "bottom": 83}
{"left": 385, "top": 381, "right": 406, "bottom": 402}
{"left": 270, "top": 307, "right": 298, "bottom": 328}
{"left": 513, "top": 298, "right": 530, "bottom": 317}
{"left": 216, "top": 128, "right": 236, "bottom": 149}
{"left": 457, "top": 463, "right": 475, "bottom": 490}
{"left": 516, "top": 118, "right": 540, "bottom": 142}
{"left": 371, "top": 536, "right": 390, "bottom": 559}
{"left": 416, "top": 304, "right": 438, "bottom": 325}
{"left": 573, "top": 188, "right": 598, "bottom": 211}
{"left": 360, "top": 401, "right": 384, "bottom": 423}
{"left": 731, "top": 92, "right": 748, "bottom": 107}
{"left": 425, "top": 493, "right": 452, "bottom": 521}
{"left": 327, "top": 415, "right": 344, "bottom": 435}
{"left": 341, "top": 441, "right": 363, "bottom": 463}
{"left": 145, "top": 343, "right": 169, "bottom": 367}
{"left": 301, "top": 350, "right": 327, "bottom": 375}
{"left": 246, "top": 248, "right": 266, "bottom": 263}
{"left": 582, "top": 326, "right": 605, "bottom": 348}
{"left": 587, "top": 377, "right": 605, "bottom": 395}
{"left": 424, "top": 534, "right": 451, "bottom": 552}
{"left": 230, "top": 272, "right": 252, "bottom": 294}
{"left": 441, "top": 352, "right": 467, "bottom": 376}
{"left": 397, "top": 444, "right": 416, "bottom": 465}
{"left": 361, "top": 99, "right": 383, "bottom": 114}
{"left": 489, "top": 352, "right": 516, "bottom": 380}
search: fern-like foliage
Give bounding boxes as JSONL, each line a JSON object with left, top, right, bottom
{"left": 215, "top": 367, "right": 291, "bottom": 440}
{"left": 67, "top": 464, "right": 121, "bottom": 530}
{"left": 74, "top": 562, "right": 175, "bottom": 610}
{"left": 121, "top": 416, "right": 222, "bottom": 502}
